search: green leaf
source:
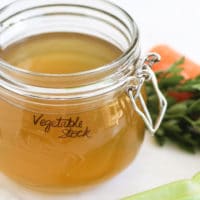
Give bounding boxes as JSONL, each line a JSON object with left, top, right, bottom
{"left": 167, "top": 57, "right": 185, "bottom": 74}
{"left": 159, "top": 76, "right": 184, "bottom": 89}
{"left": 187, "top": 99, "right": 200, "bottom": 115}
{"left": 167, "top": 102, "right": 188, "bottom": 115}
{"left": 178, "top": 78, "right": 200, "bottom": 92}
{"left": 162, "top": 120, "right": 182, "bottom": 133}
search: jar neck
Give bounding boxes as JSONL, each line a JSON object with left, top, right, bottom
{"left": 0, "top": 0, "right": 140, "bottom": 100}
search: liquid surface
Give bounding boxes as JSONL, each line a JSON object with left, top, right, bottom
{"left": 0, "top": 33, "right": 144, "bottom": 191}
{"left": 0, "top": 33, "right": 122, "bottom": 74}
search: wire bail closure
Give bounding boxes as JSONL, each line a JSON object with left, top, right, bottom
{"left": 127, "top": 53, "right": 167, "bottom": 135}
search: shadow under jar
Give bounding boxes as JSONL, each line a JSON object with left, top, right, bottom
{"left": 0, "top": 0, "right": 166, "bottom": 192}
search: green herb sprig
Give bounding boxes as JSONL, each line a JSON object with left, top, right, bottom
{"left": 146, "top": 58, "right": 200, "bottom": 153}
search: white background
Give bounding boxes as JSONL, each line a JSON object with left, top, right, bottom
{"left": 0, "top": 0, "right": 200, "bottom": 200}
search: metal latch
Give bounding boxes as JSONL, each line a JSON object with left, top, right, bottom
{"left": 127, "top": 53, "right": 167, "bottom": 135}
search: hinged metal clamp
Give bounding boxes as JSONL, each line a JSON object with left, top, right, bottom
{"left": 127, "top": 53, "right": 167, "bottom": 135}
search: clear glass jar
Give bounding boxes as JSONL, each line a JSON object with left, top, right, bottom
{"left": 0, "top": 0, "right": 167, "bottom": 191}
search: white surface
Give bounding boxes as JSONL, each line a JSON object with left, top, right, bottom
{"left": 0, "top": 0, "right": 200, "bottom": 200}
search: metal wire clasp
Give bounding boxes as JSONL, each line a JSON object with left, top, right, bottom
{"left": 127, "top": 53, "right": 167, "bottom": 135}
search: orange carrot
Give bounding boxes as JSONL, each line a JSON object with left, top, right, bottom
{"left": 150, "top": 45, "right": 200, "bottom": 101}
{"left": 150, "top": 45, "right": 200, "bottom": 79}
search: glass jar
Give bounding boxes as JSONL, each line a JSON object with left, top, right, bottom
{"left": 0, "top": 0, "right": 167, "bottom": 191}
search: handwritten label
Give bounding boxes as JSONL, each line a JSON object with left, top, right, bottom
{"left": 33, "top": 114, "right": 91, "bottom": 138}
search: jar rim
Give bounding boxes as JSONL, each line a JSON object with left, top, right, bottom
{"left": 0, "top": 0, "right": 139, "bottom": 78}
{"left": 0, "top": 0, "right": 141, "bottom": 100}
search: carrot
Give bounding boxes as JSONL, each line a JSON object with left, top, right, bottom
{"left": 150, "top": 45, "right": 200, "bottom": 80}
{"left": 167, "top": 91, "right": 193, "bottom": 102}
{"left": 150, "top": 45, "right": 200, "bottom": 102}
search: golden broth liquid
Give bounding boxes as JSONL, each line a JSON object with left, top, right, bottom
{"left": 0, "top": 33, "right": 122, "bottom": 73}
{"left": 0, "top": 33, "right": 144, "bottom": 191}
